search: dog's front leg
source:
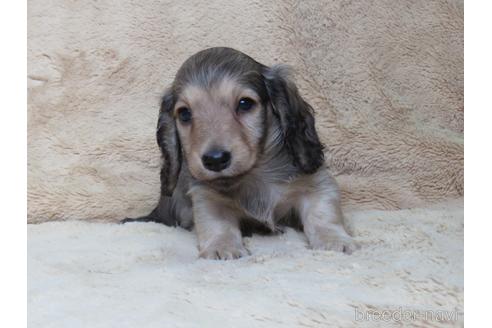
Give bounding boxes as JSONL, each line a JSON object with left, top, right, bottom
{"left": 299, "top": 187, "right": 359, "bottom": 254}
{"left": 191, "top": 188, "right": 248, "bottom": 260}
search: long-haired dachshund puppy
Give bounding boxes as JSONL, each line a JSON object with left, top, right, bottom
{"left": 123, "top": 47, "right": 359, "bottom": 259}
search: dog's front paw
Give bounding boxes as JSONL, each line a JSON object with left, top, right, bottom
{"left": 199, "top": 237, "right": 249, "bottom": 260}
{"left": 312, "top": 236, "right": 360, "bottom": 254}
{"left": 308, "top": 227, "right": 360, "bottom": 254}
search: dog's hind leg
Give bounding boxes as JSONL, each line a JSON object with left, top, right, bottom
{"left": 120, "top": 197, "right": 179, "bottom": 227}
{"left": 120, "top": 207, "right": 164, "bottom": 224}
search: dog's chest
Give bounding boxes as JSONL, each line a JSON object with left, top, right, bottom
{"left": 234, "top": 178, "right": 293, "bottom": 227}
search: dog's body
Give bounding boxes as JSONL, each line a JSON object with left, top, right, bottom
{"left": 123, "top": 47, "right": 358, "bottom": 259}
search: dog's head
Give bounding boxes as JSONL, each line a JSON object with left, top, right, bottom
{"left": 157, "top": 47, "right": 324, "bottom": 195}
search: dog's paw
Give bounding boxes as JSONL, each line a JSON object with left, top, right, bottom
{"left": 308, "top": 228, "right": 360, "bottom": 254}
{"left": 312, "top": 237, "right": 360, "bottom": 254}
{"left": 199, "top": 242, "right": 249, "bottom": 260}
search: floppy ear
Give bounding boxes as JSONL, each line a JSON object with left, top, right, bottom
{"left": 156, "top": 90, "right": 182, "bottom": 196}
{"left": 263, "top": 65, "right": 325, "bottom": 174}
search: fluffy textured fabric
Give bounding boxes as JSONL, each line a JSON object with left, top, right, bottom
{"left": 28, "top": 202, "right": 463, "bottom": 327}
{"left": 27, "top": 0, "right": 463, "bottom": 222}
{"left": 27, "top": 1, "right": 463, "bottom": 326}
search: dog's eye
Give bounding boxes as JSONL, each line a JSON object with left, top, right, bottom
{"left": 237, "top": 97, "right": 255, "bottom": 113}
{"left": 177, "top": 107, "right": 192, "bottom": 123}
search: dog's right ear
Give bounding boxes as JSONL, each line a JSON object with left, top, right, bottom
{"left": 156, "top": 89, "right": 182, "bottom": 196}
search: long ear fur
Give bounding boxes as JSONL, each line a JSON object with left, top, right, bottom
{"left": 263, "top": 65, "right": 325, "bottom": 174}
{"left": 156, "top": 90, "right": 182, "bottom": 196}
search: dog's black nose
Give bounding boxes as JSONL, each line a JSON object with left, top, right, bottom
{"left": 202, "top": 150, "right": 231, "bottom": 172}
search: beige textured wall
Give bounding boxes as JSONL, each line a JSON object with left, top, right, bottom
{"left": 27, "top": 0, "right": 463, "bottom": 222}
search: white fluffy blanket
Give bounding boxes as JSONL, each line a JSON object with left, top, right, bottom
{"left": 28, "top": 202, "right": 463, "bottom": 327}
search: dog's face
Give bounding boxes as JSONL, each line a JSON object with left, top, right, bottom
{"left": 172, "top": 76, "right": 266, "bottom": 181}
{"left": 157, "top": 47, "right": 325, "bottom": 195}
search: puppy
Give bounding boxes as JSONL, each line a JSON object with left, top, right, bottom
{"left": 123, "top": 47, "right": 359, "bottom": 259}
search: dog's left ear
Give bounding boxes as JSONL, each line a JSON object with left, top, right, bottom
{"left": 263, "top": 65, "right": 325, "bottom": 174}
{"left": 156, "top": 89, "right": 182, "bottom": 196}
